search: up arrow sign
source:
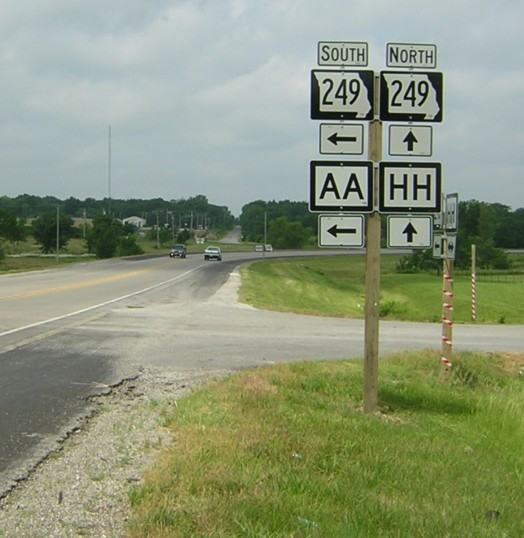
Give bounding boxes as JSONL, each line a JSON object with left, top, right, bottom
{"left": 403, "top": 131, "right": 418, "bottom": 152}
{"left": 388, "top": 125, "right": 433, "bottom": 157}
{"left": 402, "top": 222, "right": 417, "bottom": 243}
{"left": 387, "top": 216, "right": 433, "bottom": 248}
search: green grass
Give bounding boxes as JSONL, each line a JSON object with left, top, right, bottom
{"left": 127, "top": 351, "right": 524, "bottom": 537}
{"left": 239, "top": 255, "right": 524, "bottom": 324}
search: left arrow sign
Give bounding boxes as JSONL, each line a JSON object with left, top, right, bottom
{"left": 328, "top": 224, "right": 357, "bottom": 237}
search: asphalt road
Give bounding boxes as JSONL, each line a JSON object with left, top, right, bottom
{"left": 1, "top": 249, "right": 523, "bottom": 496}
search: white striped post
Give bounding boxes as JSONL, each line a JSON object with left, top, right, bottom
{"left": 471, "top": 244, "right": 477, "bottom": 322}
{"left": 441, "top": 237, "right": 454, "bottom": 372}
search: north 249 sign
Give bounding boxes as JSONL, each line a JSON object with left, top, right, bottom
{"left": 380, "top": 71, "right": 443, "bottom": 122}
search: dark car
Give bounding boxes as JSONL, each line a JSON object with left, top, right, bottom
{"left": 169, "top": 244, "right": 187, "bottom": 258}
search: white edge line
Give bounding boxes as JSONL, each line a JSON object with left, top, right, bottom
{"left": 0, "top": 267, "right": 200, "bottom": 338}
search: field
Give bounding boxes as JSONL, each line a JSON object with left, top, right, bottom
{"left": 239, "top": 254, "right": 524, "bottom": 324}
{"left": 128, "top": 351, "right": 524, "bottom": 537}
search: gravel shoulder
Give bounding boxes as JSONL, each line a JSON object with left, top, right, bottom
{"left": 0, "top": 269, "right": 243, "bottom": 537}
{"left": 0, "top": 367, "right": 231, "bottom": 537}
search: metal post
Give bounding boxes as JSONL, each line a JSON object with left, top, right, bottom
{"left": 471, "top": 244, "right": 477, "bottom": 321}
{"left": 156, "top": 211, "right": 160, "bottom": 249}
{"left": 363, "top": 74, "right": 382, "bottom": 414}
{"left": 263, "top": 211, "right": 267, "bottom": 257}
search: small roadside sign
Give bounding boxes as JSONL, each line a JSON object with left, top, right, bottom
{"left": 386, "top": 43, "right": 437, "bottom": 69}
{"left": 318, "top": 41, "right": 368, "bottom": 66}
{"left": 445, "top": 193, "right": 459, "bottom": 231}
{"left": 318, "top": 215, "right": 365, "bottom": 247}
{"left": 380, "top": 71, "right": 443, "bottom": 122}
{"left": 311, "top": 69, "right": 374, "bottom": 120}
{"left": 433, "top": 233, "right": 457, "bottom": 260}
{"left": 388, "top": 125, "right": 432, "bottom": 157}
{"left": 387, "top": 216, "right": 433, "bottom": 248}
{"left": 309, "top": 160, "right": 373, "bottom": 212}
{"left": 320, "top": 123, "right": 364, "bottom": 155}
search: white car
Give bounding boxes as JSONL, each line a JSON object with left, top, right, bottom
{"left": 264, "top": 244, "right": 273, "bottom": 252}
{"left": 204, "top": 246, "right": 222, "bottom": 261}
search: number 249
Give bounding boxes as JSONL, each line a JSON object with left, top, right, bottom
{"left": 390, "top": 79, "right": 430, "bottom": 108}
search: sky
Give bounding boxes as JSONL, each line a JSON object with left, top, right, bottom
{"left": 0, "top": 0, "right": 523, "bottom": 216}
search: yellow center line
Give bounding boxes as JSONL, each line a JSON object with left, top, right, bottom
{"left": 0, "top": 267, "right": 158, "bottom": 301}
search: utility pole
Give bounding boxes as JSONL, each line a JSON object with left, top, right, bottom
{"left": 56, "top": 206, "right": 60, "bottom": 263}
{"left": 108, "top": 125, "right": 112, "bottom": 215}
{"left": 156, "top": 211, "right": 160, "bottom": 249}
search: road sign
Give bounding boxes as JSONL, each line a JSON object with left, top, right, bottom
{"left": 311, "top": 70, "right": 374, "bottom": 120}
{"left": 310, "top": 160, "right": 373, "bottom": 212}
{"left": 318, "top": 41, "right": 368, "bottom": 66}
{"left": 445, "top": 193, "right": 459, "bottom": 231}
{"left": 379, "top": 162, "right": 442, "bottom": 213}
{"left": 386, "top": 43, "right": 437, "bottom": 69}
{"left": 380, "top": 71, "right": 443, "bottom": 122}
{"left": 387, "top": 216, "right": 433, "bottom": 248}
{"left": 320, "top": 123, "right": 364, "bottom": 155}
{"left": 318, "top": 215, "right": 365, "bottom": 247}
{"left": 388, "top": 125, "right": 432, "bottom": 157}
{"left": 433, "top": 233, "right": 456, "bottom": 259}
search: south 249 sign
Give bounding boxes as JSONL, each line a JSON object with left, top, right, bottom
{"left": 311, "top": 70, "right": 374, "bottom": 120}
{"left": 380, "top": 71, "right": 443, "bottom": 122}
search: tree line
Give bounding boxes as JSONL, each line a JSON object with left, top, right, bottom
{"left": 238, "top": 199, "right": 524, "bottom": 267}
{"left": 0, "top": 193, "right": 235, "bottom": 230}
{"left": 0, "top": 194, "right": 235, "bottom": 260}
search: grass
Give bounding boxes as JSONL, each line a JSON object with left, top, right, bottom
{"left": 127, "top": 351, "right": 524, "bottom": 537}
{"left": 239, "top": 255, "right": 524, "bottom": 324}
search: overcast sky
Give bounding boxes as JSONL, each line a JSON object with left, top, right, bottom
{"left": 0, "top": 0, "right": 522, "bottom": 215}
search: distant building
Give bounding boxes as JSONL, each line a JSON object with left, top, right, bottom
{"left": 122, "top": 216, "right": 146, "bottom": 228}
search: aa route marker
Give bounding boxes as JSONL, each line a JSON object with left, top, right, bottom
{"left": 380, "top": 71, "right": 443, "bottom": 122}
{"left": 309, "top": 160, "right": 373, "bottom": 212}
{"left": 379, "top": 162, "right": 442, "bottom": 213}
{"left": 319, "top": 123, "right": 364, "bottom": 155}
{"left": 387, "top": 215, "right": 433, "bottom": 248}
{"left": 388, "top": 125, "right": 432, "bottom": 156}
{"left": 311, "top": 69, "right": 374, "bottom": 120}
{"left": 318, "top": 41, "right": 368, "bottom": 66}
{"left": 386, "top": 43, "right": 437, "bottom": 69}
{"left": 318, "top": 215, "right": 365, "bottom": 247}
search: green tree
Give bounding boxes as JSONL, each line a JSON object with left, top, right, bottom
{"left": 268, "top": 217, "right": 309, "bottom": 249}
{"left": 87, "top": 214, "right": 124, "bottom": 258}
{"left": 0, "top": 209, "right": 26, "bottom": 243}
{"left": 32, "top": 211, "right": 74, "bottom": 253}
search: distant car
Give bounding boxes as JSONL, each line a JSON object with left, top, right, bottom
{"left": 255, "top": 244, "right": 264, "bottom": 252}
{"left": 169, "top": 244, "right": 187, "bottom": 258}
{"left": 264, "top": 244, "right": 273, "bottom": 252}
{"left": 204, "top": 246, "right": 222, "bottom": 261}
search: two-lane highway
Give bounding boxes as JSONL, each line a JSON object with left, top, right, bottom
{"left": 1, "top": 250, "right": 523, "bottom": 498}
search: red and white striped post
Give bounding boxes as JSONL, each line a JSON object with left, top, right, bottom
{"left": 441, "top": 237, "right": 454, "bottom": 372}
{"left": 471, "top": 244, "right": 477, "bottom": 322}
